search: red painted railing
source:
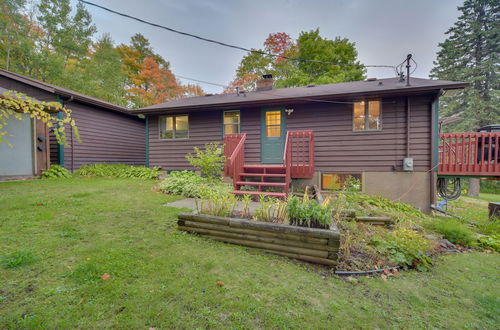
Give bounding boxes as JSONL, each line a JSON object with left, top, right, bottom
{"left": 224, "top": 133, "right": 246, "bottom": 178}
{"left": 438, "top": 132, "right": 500, "bottom": 177}
{"left": 286, "top": 130, "right": 315, "bottom": 178}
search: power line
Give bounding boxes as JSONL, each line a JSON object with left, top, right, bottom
{"left": 79, "top": 0, "right": 396, "bottom": 69}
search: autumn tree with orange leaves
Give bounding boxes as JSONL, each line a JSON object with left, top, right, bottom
{"left": 226, "top": 30, "right": 365, "bottom": 92}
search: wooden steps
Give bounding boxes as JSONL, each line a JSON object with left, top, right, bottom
{"left": 233, "top": 190, "right": 287, "bottom": 198}
{"left": 234, "top": 163, "right": 289, "bottom": 199}
{"left": 235, "top": 181, "right": 286, "bottom": 187}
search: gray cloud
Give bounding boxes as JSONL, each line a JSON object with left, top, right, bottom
{"left": 77, "top": 0, "right": 463, "bottom": 93}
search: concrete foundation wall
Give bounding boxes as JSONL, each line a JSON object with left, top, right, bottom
{"left": 363, "top": 171, "right": 431, "bottom": 213}
{"left": 291, "top": 171, "right": 432, "bottom": 213}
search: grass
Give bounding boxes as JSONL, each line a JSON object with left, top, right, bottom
{"left": 0, "top": 177, "right": 499, "bottom": 328}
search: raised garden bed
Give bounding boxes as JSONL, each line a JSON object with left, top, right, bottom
{"left": 178, "top": 212, "right": 340, "bottom": 266}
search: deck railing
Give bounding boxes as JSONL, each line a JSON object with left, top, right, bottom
{"left": 224, "top": 133, "right": 246, "bottom": 178}
{"left": 438, "top": 132, "right": 500, "bottom": 177}
{"left": 286, "top": 130, "right": 315, "bottom": 178}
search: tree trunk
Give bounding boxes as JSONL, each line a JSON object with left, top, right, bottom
{"left": 467, "top": 178, "right": 480, "bottom": 197}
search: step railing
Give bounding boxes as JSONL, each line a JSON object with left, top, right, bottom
{"left": 439, "top": 132, "right": 500, "bottom": 177}
{"left": 224, "top": 133, "right": 246, "bottom": 178}
{"left": 286, "top": 130, "right": 315, "bottom": 178}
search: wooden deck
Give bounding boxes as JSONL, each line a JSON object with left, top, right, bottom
{"left": 438, "top": 132, "right": 500, "bottom": 178}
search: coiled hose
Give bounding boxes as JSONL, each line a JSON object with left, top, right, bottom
{"left": 437, "top": 177, "right": 461, "bottom": 200}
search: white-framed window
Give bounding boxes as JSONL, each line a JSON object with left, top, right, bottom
{"left": 159, "top": 115, "right": 189, "bottom": 139}
{"left": 353, "top": 100, "right": 381, "bottom": 131}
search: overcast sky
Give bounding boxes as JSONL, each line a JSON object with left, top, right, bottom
{"left": 74, "top": 0, "right": 464, "bottom": 94}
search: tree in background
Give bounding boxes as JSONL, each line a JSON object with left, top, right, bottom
{"left": 225, "top": 29, "right": 365, "bottom": 92}
{"left": 117, "top": 33, "right": 194, "bottom": 107}
{"left": 0, "top": 1, "right": 203, "bottom": 108}
{"left": 431, "top": 0, "right": 499, "bottom": 132}
{"left": 82, "top": 34, "right": 127, "bottom": 106}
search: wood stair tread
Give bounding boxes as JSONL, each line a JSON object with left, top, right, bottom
{"left": 240, "top": 173, "right": 286, "bottom": 177}
{"left": 233, "top": 190, "right": 286, "bottom": 197}
{"left": 243, "top": 164, "right": 285, "bottom": 169}
{"left": 235, "top": 181, "right": 286, "bottom": 187}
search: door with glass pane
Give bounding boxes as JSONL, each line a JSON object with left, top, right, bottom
{"left": 260, "top": 107, "right": 286, "bottom": 164}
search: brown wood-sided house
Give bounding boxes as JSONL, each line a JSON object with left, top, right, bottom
{"left": 0, "top": 69, "right": 146, "bottom": 177}
{"left": 135, "top": 75, "right": 467, "bottom": 212}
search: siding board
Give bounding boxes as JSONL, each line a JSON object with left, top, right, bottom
{"left": 148, "top": 95, "right": 433, "bottom": 172}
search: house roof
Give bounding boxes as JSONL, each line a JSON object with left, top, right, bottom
{"left": 136, "top": 77, "right": 468, "bottom": 114}
{"left": 0, "top": 69, "right": 133, "bottom": 116}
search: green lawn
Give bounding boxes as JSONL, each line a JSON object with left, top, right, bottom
{"left": 1, "top": 178, "right": 499, "bottom": 328}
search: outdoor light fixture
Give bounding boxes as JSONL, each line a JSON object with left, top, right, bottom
{"left": 285, "top": 108, "right": 294, "bottom": 115}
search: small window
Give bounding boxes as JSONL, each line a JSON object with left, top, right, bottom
{"left": 322, "top": 173, "right": 361, "bottom": 191}
{"left": 266, "top": 110, "right": 281, "bottom": 137}
{"left": 159, "top": 115, "right": 189, "bottom": 139}
{"left": 224, "top": 110, "right": 240, "bottom": 134}
{"left": 353, "top": 100, "right": 381, "bottom": 131}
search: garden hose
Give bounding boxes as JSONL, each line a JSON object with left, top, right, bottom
{"left": 437, "top": 177, "right": 461, "bottom": 200}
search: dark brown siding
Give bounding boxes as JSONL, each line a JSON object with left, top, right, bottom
{"left": 149, "top": 94, "right": 432, "bottom": 173}
{"left": 149, "top": 110, "right": 223, "bottom": 170}
{"left": 287, "top": 95, "right": 432, "bottom": 172}
{"left": 63, "top": 101, "right": 146, "bottom": 171}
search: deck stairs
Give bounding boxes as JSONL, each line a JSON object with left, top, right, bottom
{"left": 224, "top": 131, "right": 314, "bottom": 199}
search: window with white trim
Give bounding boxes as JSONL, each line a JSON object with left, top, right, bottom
{"left": 353, "top": 100, "right": 381, "bottom": 131}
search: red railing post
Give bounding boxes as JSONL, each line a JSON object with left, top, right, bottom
{"left": 438, "top": 132, "right": 500, "bottom": 177}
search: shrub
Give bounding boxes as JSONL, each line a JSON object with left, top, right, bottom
{"left": 477, "top": 234, "right": 500, "bottom": 252}
{"left": 185, "top": 142, "right": 225, "bottom": 180}
{"left": 371, "top": 228, "right": 433, "bottom": 270}
{"left": 41, "top": 165, "right": 71, "bottom": 178}
{"left": 76, "top": 164, "right": 160, "bottom": 179}
{"left": 158, "top": 170, "right": 231, "bottom": 198}
{"left": 288, "top": 194, "right": 332, "bottom": 229}
{"left": 1, "top": 250, "right": 39, "bottom": 269}
{"left": 426, "top": 218, "right": 476, "bottom": 247}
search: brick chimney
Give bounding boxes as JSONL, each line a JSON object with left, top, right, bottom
{"left": 256, "top": 74, "right": 273, "bottom": 91}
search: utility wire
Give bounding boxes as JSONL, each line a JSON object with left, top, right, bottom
{"left": 79, "top": 0, "right": 396, "bottom": 69}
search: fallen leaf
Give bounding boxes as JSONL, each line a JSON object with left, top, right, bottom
{"left": 101, "top": 273, "right": 111, "bottom": 280}
{"left": 381, "top": 274, "right": 388, "bottom": 281}
{"left": 269, "top": 263, "right": 276, "bottom": 267}
{"left": 216, "top": 281, "right": 225, "bottom": 287}
{"left": 36, "top": 202, "right": 44, "bottom": 206}
{"left": 383, "top": 269, "right": 390, "bottom": 275}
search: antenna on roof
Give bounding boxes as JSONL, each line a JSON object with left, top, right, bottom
{"left": 405, "top": 54, "right": 412, "bottom": 86}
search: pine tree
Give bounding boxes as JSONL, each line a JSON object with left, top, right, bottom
{"left": 431, "top": 0, "right": 499, "bottom": 132}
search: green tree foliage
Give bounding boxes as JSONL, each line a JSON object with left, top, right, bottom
{"left": 431, "top": 0, "right": 499, "bottom": 132}
{"left": 226, "top": 29, "right": 365, "bottom": 92}
{"left": 0, "top": 1, "right": 203, "bottom": 108}
{"left": 82, "top": 34, "right": 127, "bottom": 106}
{"left": 0, "top": 0, "right": 36, "bottom": 73}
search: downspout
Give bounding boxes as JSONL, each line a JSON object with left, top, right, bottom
{"left": 56, "top": 96, "right": 65, "bottom": 167}
{"left": 145, "top": 117, "right": 150, "bottom": 167}
{"left": 430, "top": 89, "right": 444, "bottom": 208}
{"left": 406, "top": 96, "right": 411, "bottom": 158}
